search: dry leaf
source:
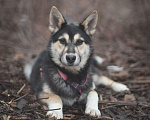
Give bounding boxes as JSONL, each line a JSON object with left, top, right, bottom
{"left": 13, "top": 53, "right": 25, "bottom": 60}
{"left": 63, "top": 114, "right": 75, "bottom": 119}
{"left": 2, "top": 90, "right": 9, "bottom": 96}
{"left": 124, "top": 94, "right": 136, "bottom": 102}
{"left": 17, "top": 99, "right": 28, "bottom": 110}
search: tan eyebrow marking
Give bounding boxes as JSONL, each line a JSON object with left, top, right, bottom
{"left": 58, "top": 33, "right": 69, "bottom": 43}
{"left": 58, "top": 36, "right": 64, "bottom": 39}
{"left": 74, "top": 34, "right": 84, "bottom": 43}
{"left": 63, "top": 33, "right": 69, "bottom": 43}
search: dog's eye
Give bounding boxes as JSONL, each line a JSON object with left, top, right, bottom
{"left": 59, "top": 38, "right": 66, "bottom": 44}
{"left": 76, "top": 39, "right": 84, "bottom": 45}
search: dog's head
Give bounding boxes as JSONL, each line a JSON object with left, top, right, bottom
{"left": 49, "top": 6, "right": 98, "bottom": 73}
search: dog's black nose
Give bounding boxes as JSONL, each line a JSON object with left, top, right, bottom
{"left": 66, "top": 55, "right": 76, "bottom": 64}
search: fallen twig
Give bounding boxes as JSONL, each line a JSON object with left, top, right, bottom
{"left": 34, "top": 111, "right": 46, "bottom": 117}
{"left": 17, "top": 84, "right": 26, "bottom": 95}
{"left": 129, "top": 80, "right": 150, "bottom": 84}
{"left": 13, "top": 94, "right": 28, "bottom": 102}
{"left": 101, "top": 104, "right": 121, "bottom": 110}
{"left": 32, "top": 97, "right": 49, "bottom": 102}
{"left": 99, "top": 100, "right": 150, "bottom": 107}
{"left": 9, "top": 84, "right": 26, "bottom": 104}
{"left": 24, "top": 108, "right": 61, "bottom": 112}
{"left": 99, "top": 116, "right": 114, "bottom": 120}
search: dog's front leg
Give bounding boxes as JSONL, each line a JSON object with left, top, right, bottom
{"left": 85, "top": 90, "right": 101, "bottom": 117}
{"left": 39, "top": 92, "right": 63, "bottom": 119}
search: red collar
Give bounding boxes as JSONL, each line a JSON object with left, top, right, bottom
{"left": 40, "top": 67, "right": 87, "bottom": 101}
{"left": 57, "top": 68, "right": 87, "bottom": 87}
{"left": 57, "top": 68, "right": 68, "bottom": 81}
{"left": 57, "top": 68, "right": 87, "bottom": 101}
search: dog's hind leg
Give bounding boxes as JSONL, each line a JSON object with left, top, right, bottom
{"left": 92, "top": 67, "right": 129, "bottom": 92}
{"left": 38, "top": 92, "right": 63, "bottom": 119}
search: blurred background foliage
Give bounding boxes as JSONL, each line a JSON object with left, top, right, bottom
{"left": 0, "top": 0, "right": 150, "bottom": 61}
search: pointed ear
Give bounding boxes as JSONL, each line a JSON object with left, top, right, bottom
{"left": 81, "top": 10, "right": 98, "bottom": 36}
{"left": 49, "top": 6, "right": 65, "bottom": 34}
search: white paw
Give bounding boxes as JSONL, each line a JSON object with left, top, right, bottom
{"left": 85, "top": 108, "right": 101, "bottom": 117}
{"left": 111, "top": 82, "right": 129, "bottom": 92}
{"left": 46, "top": 109, "right": 63, "bottom": 119}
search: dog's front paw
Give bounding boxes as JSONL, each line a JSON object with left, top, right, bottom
{"left": 85, "top": 108, "right": 101, "bottom": 118}
{"left": 47, "top": 103, "right": 63, "bottom": 119}
{"left": 111, "top": 82, "right": 129, "bottom": 92}
{"left": 46, "top": 109, "right": 63, "bottom": 119}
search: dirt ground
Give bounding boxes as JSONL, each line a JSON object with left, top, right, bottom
{"left": 0, "top": 1, "right": 150, "bottom": 120}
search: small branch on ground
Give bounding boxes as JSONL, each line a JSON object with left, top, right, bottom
{"left": 129, "top": 80, "right": 150, "bottom": 84}
{"left": 13, "top": 94, "right": 28, "bottom": 102}
{"left": 99, "top": 100, "right": 150, "bottom": 107}
{"left": 17, "top": 84, "right": 26, "bottom": 95}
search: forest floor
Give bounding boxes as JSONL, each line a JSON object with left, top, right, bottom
{"left": 0, "top": 20, "right": 150, "bottom": 120}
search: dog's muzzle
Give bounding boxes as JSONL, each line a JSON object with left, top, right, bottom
{"left": 61, "top": 53, "right": 80, "bottom": 66}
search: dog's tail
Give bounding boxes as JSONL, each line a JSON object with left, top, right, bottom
{"left": 24, "top": 57, "right": 37, "bottom": 82}
{"left": 92, "top": 55, "right": 104, "bottom": 67}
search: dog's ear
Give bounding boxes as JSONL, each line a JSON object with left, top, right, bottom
{"left": 49, "top": 6, "right": 65, "bottom": 34}
{"left": 81, "top": 10, "right": 98, "bottom": 36}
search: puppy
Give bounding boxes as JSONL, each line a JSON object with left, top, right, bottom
{"left": 24, "top": 6, "right": 129, "bottom": 119}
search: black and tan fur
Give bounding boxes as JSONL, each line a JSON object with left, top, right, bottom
{"left": 24, "top": 6, "right": 129, "bottom": 119}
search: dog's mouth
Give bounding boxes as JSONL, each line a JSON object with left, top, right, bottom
{"left": 60, "top": 54, "right": 81, "bottom": 66}
{"left": 67, "top": 63, "right": 76, "bottom": 66}
{"left": 61, "top": 60, "right": 80, "bottom": 66}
